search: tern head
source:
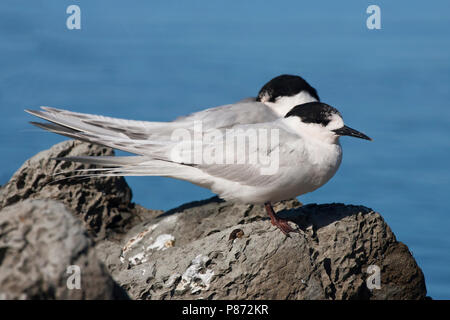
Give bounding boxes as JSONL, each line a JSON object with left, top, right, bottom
{"left": 257, "top": 74, "right": 320, "bottom": 117}
{"left": 285, "top": 102, "right": 372, "bottom": 144}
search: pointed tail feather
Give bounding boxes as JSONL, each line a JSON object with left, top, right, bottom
{"left": 26, "top": 107, "right": 189, "bottom": 156}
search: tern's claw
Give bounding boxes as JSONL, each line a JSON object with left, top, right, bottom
{"left": 270, "top": 216, "right": 297, "bottom": 235}
{"left": 265, "top": 202, "right": 299, "bottom": 236}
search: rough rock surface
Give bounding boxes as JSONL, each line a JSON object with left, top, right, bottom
{"left": 0, "top": 140, "right": 158, "bottom": 239}
{"left": 0, "top": 141, "right": 428, "bottom": 299}
{"left": 99, "top": 197, "right": 427, "bottom": 300}
{"left": 0, "top": 199, "right": 129, "bottom": 299}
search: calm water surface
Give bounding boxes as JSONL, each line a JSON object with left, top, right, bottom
{"left": 0, "top": 1, "right": 449, "bottom": 298}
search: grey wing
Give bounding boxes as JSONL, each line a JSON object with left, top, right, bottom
{"left": 234, "top": 97, "right": 257, "bottom": 103}
{"left": 173, "top": 100, "right": 278, "bottom": 130}
{"left": 30, "top": 100, "right": 277, "bottom": 143}
{"left": 185, "top": 122, "right": 303, "bottom": 186}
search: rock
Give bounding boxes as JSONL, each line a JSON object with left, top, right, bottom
{"left": 0, "top": 140, "right": 159, "bottom": 239}
{"left": 0, "top": 141, "right": 428, "bottom": 299}
{"left": 99, "top": 198, "right": 427, "bottom": 300}
{"left": 97, "top": 197, "right": 301, "bottom": 275}
{"left": 0, "top": 199, "right": 129, "bottom": 300}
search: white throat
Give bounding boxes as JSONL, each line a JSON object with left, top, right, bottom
{"left": 264, "top": 91, "right": 318, "bottom": 117}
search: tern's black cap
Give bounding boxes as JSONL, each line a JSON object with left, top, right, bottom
{"left": 285, "top": 102, "right": 340, "bottom": 126}
{"left": 256, "top": 74, "right": 320, "bottom": 103}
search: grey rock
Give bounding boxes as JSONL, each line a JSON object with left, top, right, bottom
{"left": 99, "top": 198, "right": 427, "bottom": 300}
{"left": 0, "top": 199, "right": 129, "bottom": 300}
{"left": 1, "top": 141, "right": 427, "bottom": 299}
{"left": 0, "top": 140, "right": 159, "bottom": 239}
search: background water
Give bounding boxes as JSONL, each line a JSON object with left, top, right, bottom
{"left": 0, "top": 0, "right": 449, "bottom": 298}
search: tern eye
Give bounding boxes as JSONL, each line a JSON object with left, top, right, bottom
{"left": 309, "top": 117, "right": 331, "bottom": 126}
{"left": 285, "top": 102, "right": 340, "bottom": 127}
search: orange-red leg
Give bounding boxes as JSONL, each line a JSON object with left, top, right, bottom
{"left": 264, "top": 202, "right": 296, "bottom": 235}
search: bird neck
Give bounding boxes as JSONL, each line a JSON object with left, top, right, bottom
{"left": 265, "top": 91, "right": 318, "bottom": 117}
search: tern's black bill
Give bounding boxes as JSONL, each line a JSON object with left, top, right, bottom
{"left": 333, "top": 125, "right": 372, "bottom": 141}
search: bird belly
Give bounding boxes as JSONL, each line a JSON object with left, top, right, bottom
{"left": 215, "top": 143, "right": 343, "bottom": 204}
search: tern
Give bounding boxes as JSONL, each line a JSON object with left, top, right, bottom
{"left": 26, "top": 100, "right": 371, "bottom": 235}
{"left": 167, "top": 73, "right": 321, "bottom": 132}
{"left": 26, "top": 74, "right": 319, "bottom": 144}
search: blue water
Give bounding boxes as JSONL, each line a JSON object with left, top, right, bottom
{"left": 0, "top": 0, "right": 449, "bottom": 298}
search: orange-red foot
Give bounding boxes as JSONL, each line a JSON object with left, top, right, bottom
{"left": 264, "top": 202, "right": 298, "bottom": 236}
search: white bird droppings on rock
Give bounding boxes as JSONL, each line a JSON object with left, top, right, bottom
{"left": 164, "top": 273, "right": 181, "bottom": 288}
{"left": 122, "top": 223, "right": 159, "bottom": 254}
{"left": 128, "top": 252, "right": 147, "bottom": 266}
{"left": 175, "top": 254, "right": 214, "bottom": 294}
{"left": 147, "top": 234, "right": 175, "bottom": 251}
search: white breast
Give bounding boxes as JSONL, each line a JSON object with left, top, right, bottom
{"left": 211, "top": 137, "right": 343, "bottom": 204}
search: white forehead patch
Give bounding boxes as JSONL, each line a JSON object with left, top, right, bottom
{"left": 326, "top": 113, "right": 344, "bottom": 130}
